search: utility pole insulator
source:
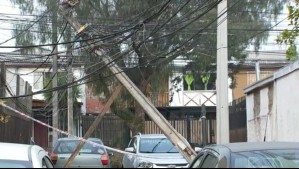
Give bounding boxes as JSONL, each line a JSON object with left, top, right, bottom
{"left": 77, "top": 24, "right": 89, "bottom": 34}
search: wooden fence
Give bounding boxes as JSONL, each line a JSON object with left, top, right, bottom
{"left": 144, "top": 119, "right": 216, "bottom": 146}
{"left": 81, "top": 114, "right": 130, "bottom": 149}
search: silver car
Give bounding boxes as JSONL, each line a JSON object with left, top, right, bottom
{"left": 122, "top": 134, "right": 199, "bottom": 168}
{"left": 189, "top": 142, "right": 299, "bottom": 168}
{"left": 51, "top": 137, "right": 111, "bottom": 168}
{"left": 0, "top": 142, "right": 54, "bottom": 168}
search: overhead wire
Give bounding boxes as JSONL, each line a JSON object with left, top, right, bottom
{"left": 0, "top": 1, "right": 170, "bottom": 98}
{"left": 0, "top": 0, "right": 288, "bottom": 99}
{"left": 0, "top": 0, "right": 233, "bottom": 99}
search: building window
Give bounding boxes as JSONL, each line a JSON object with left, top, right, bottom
{"left": 33, "top": 72, "right": 43, "bottom": 90}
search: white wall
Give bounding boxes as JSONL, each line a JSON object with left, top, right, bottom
{"left": 247, "top": 88, "right": 269, "bottom": 142}
{"left": 275, "top": 70, "right": 299, "bottom": 141}
{"left": 246, "top": 68, "right": 299, "bottom": 142}
{"left": 7, "top": 67, "right": 85, "bottom": 102}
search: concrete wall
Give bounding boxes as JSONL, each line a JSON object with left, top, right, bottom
{"left": 247, "top": 87, "right": 271, "bottom": 142}
{"left": 274, "top": 70, "right": 299, "bottom": 141}
{"left": 246, "top": 61, "right": 299, "bottom": 142}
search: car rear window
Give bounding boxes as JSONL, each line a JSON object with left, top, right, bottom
{"left": 231, "top": 150, "right": 299, "bottom": 168}
{"left": 53, "top": 140, "right": 106, "bottom": 154}
{"left": 0, "top": 160, "right": 32, "bottom": 168}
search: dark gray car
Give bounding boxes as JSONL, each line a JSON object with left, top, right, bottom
{"left": 51, "top": 138, "right": 111, "bottom": 168}
{"left": 189, "top": 142, "right": 299, "bottom": 168}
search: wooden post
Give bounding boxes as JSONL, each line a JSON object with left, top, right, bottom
{"left": 0, "top": 62, "right": 6, "bottom": 116}
{"left": 63, "top": 84, "right": 123, "bottom": 168}
{"left": 0, "top": 62, "right": 5, "bottom": 99}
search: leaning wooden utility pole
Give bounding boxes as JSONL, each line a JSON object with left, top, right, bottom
{"left": 64, "top": 84, "right": 123, "bottom": 168}
{"left": 58, "top": 0, "right": 196, "bottom": 163}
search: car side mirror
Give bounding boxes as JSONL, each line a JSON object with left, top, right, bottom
{"left": 108, "top": 152, "right": 114, "bottom": 156}
{"left": 195, "top": 147, "right": 202, "bottom": 153}
{"left": 30, "top": 137, "right": 35, "bottom": 145}
{"left": 125, "top": 147, "right": 135, "bottom": 153}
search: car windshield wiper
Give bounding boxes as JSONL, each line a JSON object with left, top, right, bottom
{"left": 140, "top": 151, "right": 155, "bottom": 153}
{"left": 151, "top": 138, "right": 166, "bottom": 153}
{"left": 166, "top": 146, "right": 178, "bottom": 153}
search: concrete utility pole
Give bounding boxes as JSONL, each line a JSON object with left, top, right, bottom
{"left": 216, "top": 0, "right": 230, "bottom": 144}
{"left": 52, "top": 4, "right": 59, "bottom": 147}
{"left": 67, "top": 50, "right": 74, "bottom": 136}
{"left": 67, "top": 23, "right": 74, "bottom": 136}
{"left": 58, "top": 0, "right": 196, "bottom": 163}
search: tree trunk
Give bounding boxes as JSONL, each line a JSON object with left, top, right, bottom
{"left": 131, "top": 79, "right": 148, "bottom": 135}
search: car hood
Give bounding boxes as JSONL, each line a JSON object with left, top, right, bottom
{"left": 138, "top": 153, "right": 188, "bottom": 164}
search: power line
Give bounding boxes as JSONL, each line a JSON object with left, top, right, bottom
{"left": 0, "top": 9, "right": 52, "bottom": 45}
{"left": 0, "top": 0, "right": 290, "bottom": 100}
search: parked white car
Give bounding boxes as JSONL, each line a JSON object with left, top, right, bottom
{"left": 122, "top": 134, "right": 200, "bottom": 168}
{"left": 0, "top": 142, "right": 54, "bottom": 168}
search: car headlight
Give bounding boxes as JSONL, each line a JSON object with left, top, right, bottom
{"left": 138, "top": 161, "right": 153, "bottom": 168}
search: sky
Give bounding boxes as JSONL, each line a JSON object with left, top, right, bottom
{"left": 0, "top": 0, "right": 19, "bottom": 52}
{"left": 0, "top": 0, "right": 292, "bottom": 54}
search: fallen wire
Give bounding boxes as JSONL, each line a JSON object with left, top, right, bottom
{"left": 0, "top": 101, "right": 185, "bottom": 159}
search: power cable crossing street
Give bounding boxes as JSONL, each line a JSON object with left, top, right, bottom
{"left": 58, "top": 0, "right": 197, "bottom": 165}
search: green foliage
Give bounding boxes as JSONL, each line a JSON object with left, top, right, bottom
{"left": 43, "top": 73, "right": 82, "bottom": 118}
{"left": 184, "top": 73, "right": 194, "bottom": 91}
{"left": 277, "top": 1, "right": 299, "bottom": 60}
{"left": 201, "top": 73, "right": 211, "bottom": 90}
{"left": 287, "top": 44, "right": 298, "bottom": 60}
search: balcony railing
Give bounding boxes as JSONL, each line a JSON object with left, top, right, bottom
{"left": 145, "top": 90, "right": 217, "bottom": 107}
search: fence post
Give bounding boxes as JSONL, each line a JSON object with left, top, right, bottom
{"left": 0, "top": 62, "right": 5, "bottom": 99}
{"left": 0, "top": 62, "right": 6, "bottom": 117}
{"left": 186, "top": 116, "right": 191, "bottom": 144}
{"left": 201, "top": 104, "right": 208, "bottom": 146}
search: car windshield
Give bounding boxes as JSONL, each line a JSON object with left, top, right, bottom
{"left": 0, "top": 160, "right": 32, "bottom": 168}
{"left": 139, "top": 138, "right": 179, "bottom": 153}
{"left": 231, "top": 150, "right": 299, "bottom": 168}
{"left": 53, "top": 140, "right": 106, "bottom": 154}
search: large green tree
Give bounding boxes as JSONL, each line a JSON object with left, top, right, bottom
{"left": 43, "top": 73, "right": 81, "bottom": 132}
{"left": 10, "top": 0, "right": 289, "bottom": 135}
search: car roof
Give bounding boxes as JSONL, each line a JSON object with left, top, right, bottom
{"left": 138, "top": 134, "right": 167, "bottom": 138}
{"left": 206, "top": 142, "right": 299, "bottom": 152}
{"left": 0, "top": 143, "right": 34, "bottom": 161}
{"left": 57, "top": 137, "right": 103, "bottom": 143}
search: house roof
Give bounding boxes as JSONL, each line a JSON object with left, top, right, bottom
{"left": 244, "top": 60, "right": 299, "bottom": 94}
{"left": 0, "top": 52, "right": 84, "bottom": 67}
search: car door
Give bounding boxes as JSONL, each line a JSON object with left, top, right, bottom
{"left": 199, "top": 152, "right": 219, "bottom": 168}
{"left": 189, "top": 152, "right": 206, "bottom": 168}
{"left": 122, "top": 137, "right": 137, "bottom": 168}
{"left": 42, "top": 157, "right": 54, "bottom": 168}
